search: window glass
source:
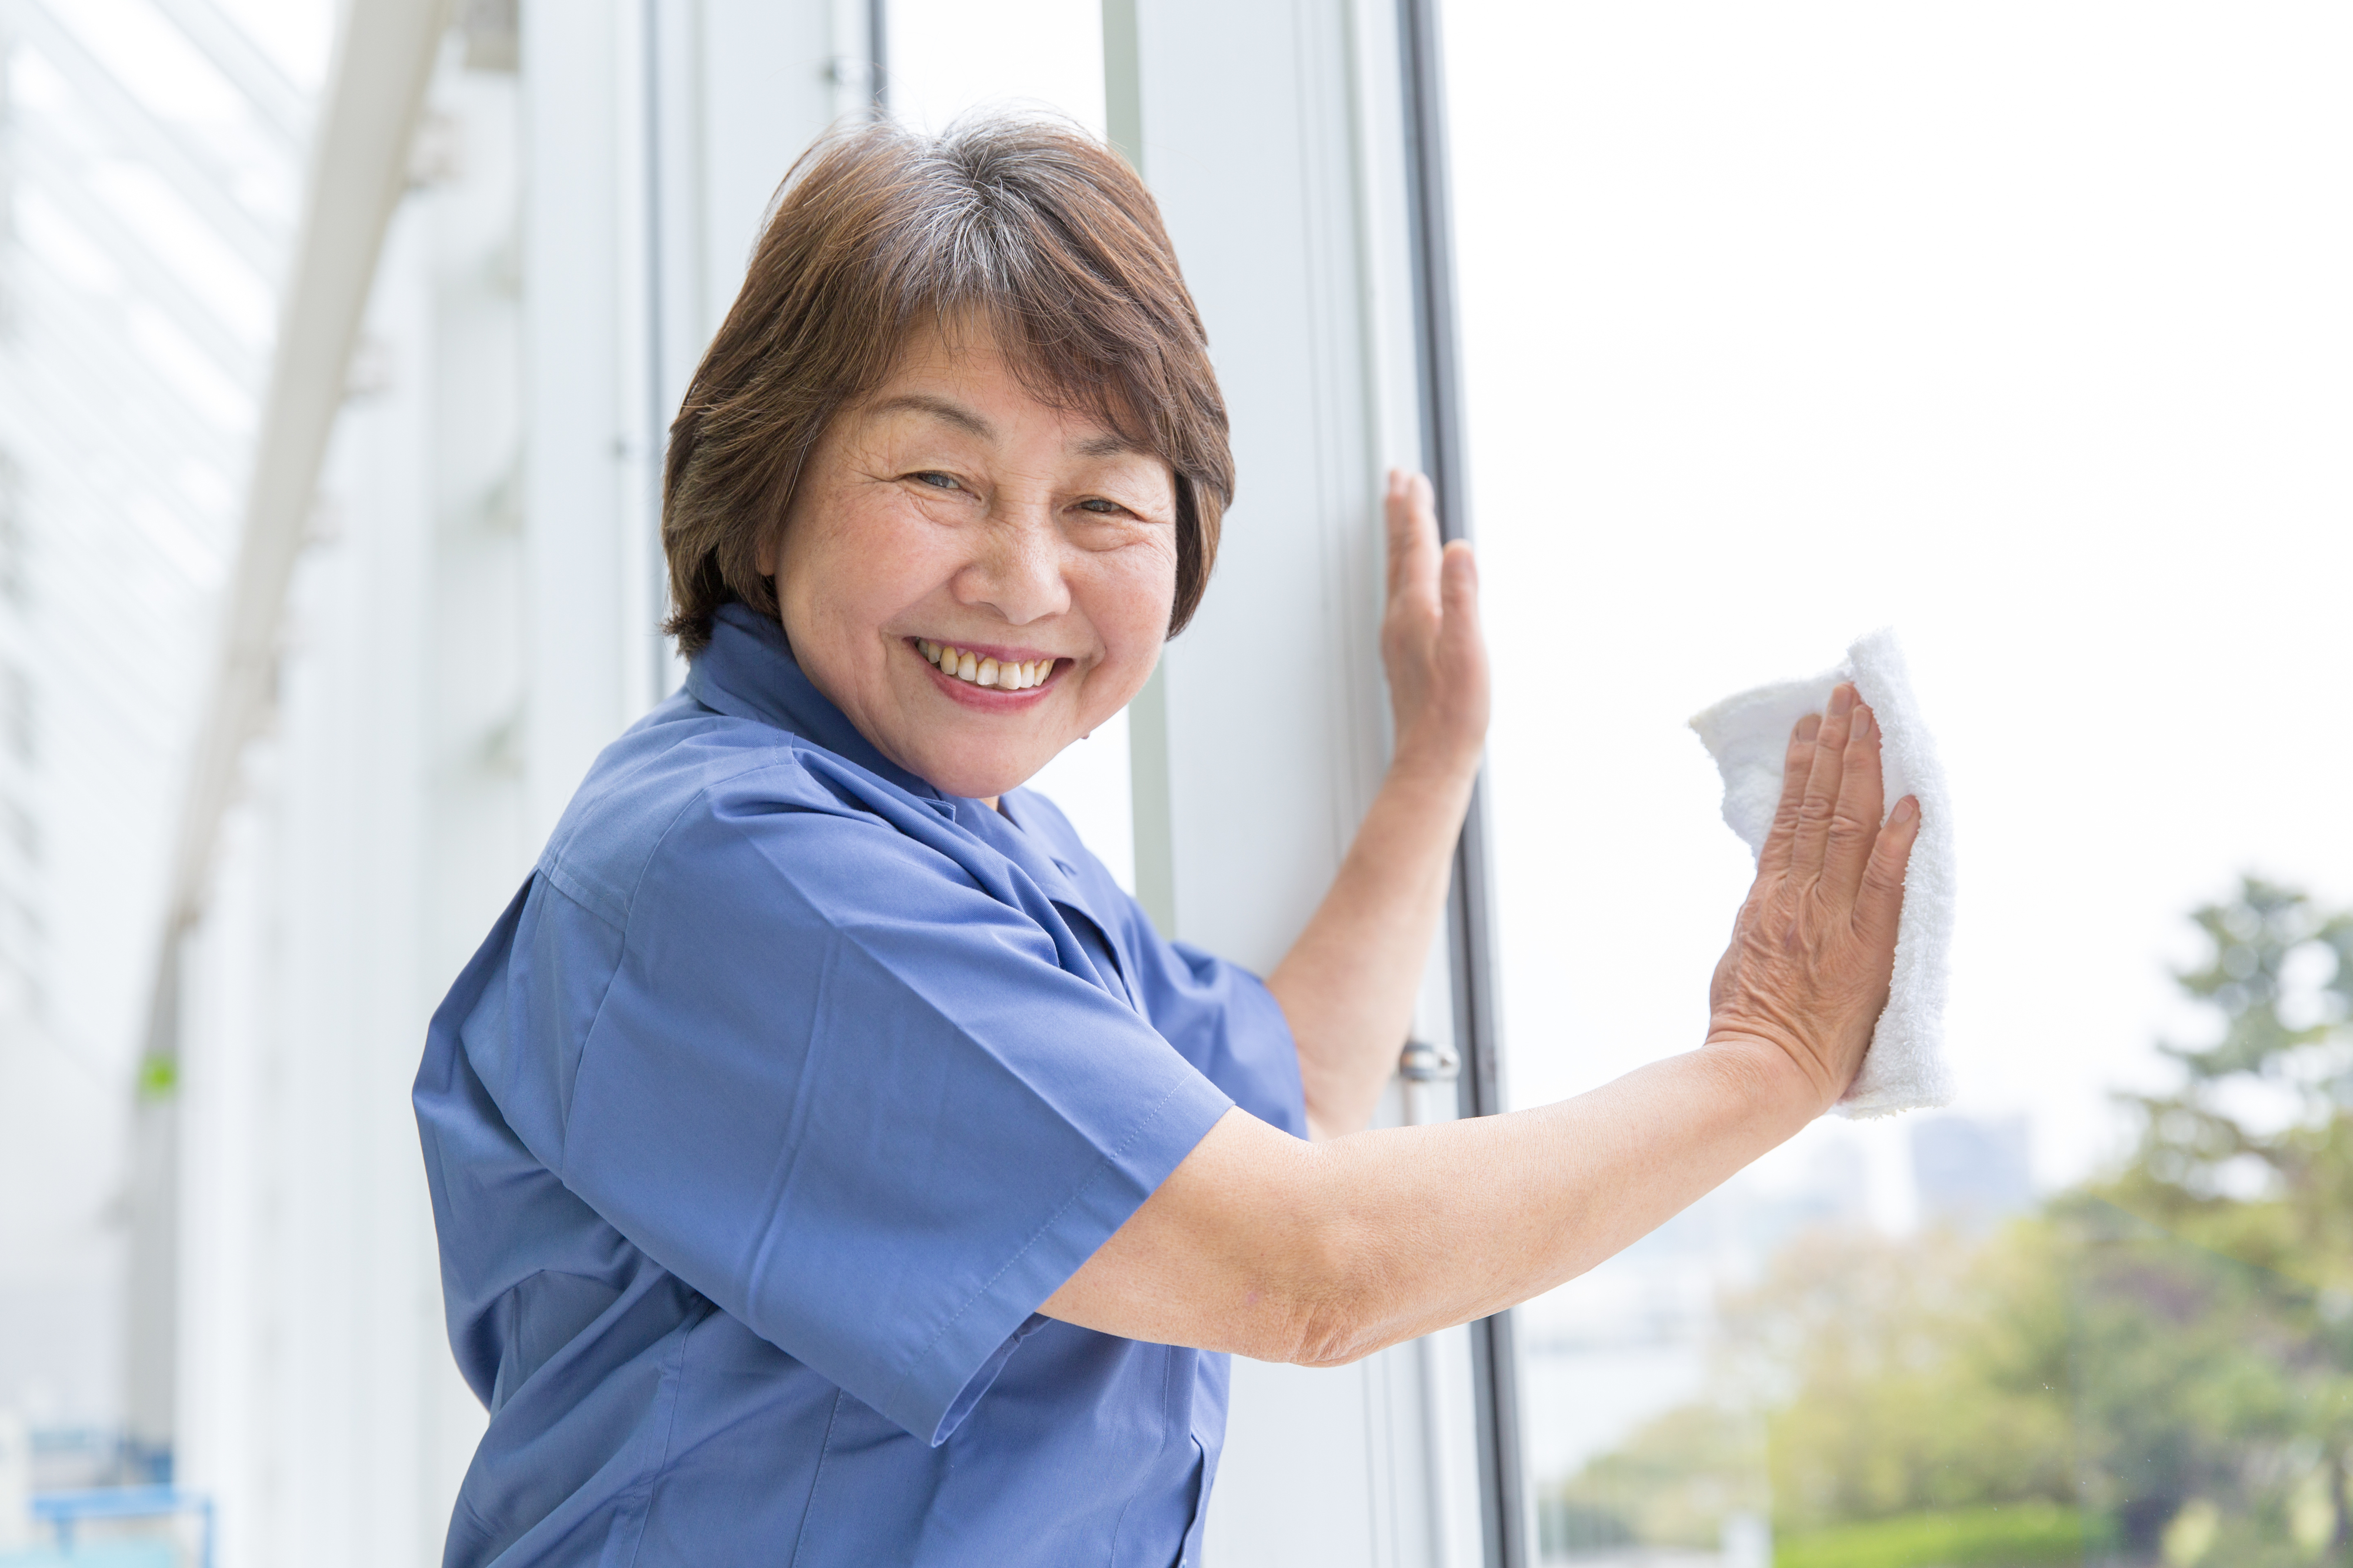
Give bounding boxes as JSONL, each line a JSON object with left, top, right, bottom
{"left": 883, "top": 0, "right": 1131, "bottom": 889}
{"left": 886, "top": 0, "right": 1106, "bottom": 140}
{"left": 1441, "top": 5, "right": 2353, "bottom": 1560}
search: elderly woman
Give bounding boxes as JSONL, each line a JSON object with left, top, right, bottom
{"left": 415, "top": 118, "right": 1916, "bottom": 1567}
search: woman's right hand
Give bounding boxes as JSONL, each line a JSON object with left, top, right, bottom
{"left": 1051, "top": 679, "right": 1922, "bottom": 1366}
{"left": 1704, "top": 683, "right": 1919, "bottom": 1113}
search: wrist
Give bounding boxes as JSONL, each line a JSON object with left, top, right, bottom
{"left": 1385, "top": 736, "right": 1481, "bottom": 797}
{"left": 1700, "top": 1030, "right": 1836, "bottom": 1127}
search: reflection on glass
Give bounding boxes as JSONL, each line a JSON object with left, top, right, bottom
{"left": 1438, "top": 2, "right": 2353, "bottom": 1562}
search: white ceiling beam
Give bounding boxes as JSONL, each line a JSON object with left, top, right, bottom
{"left": 151, "top": 0, "right": 451, "bottom": 1016}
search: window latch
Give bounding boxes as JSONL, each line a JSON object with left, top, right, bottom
{"left": 1397, "top": 1039, "right": 1459, "bottom": 1083}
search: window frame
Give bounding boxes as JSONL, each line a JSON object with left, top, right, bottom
{"left": 1395, "top": 0, "right": 1528, "bottom": 1561}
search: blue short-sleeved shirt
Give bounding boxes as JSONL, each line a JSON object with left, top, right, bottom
{"left": 415, "top": 603, "right": 1308, "bottom": 1568}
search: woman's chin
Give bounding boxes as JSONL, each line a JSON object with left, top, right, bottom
{"left": 903, "top": 741, "right": 1056, "bottom": 803}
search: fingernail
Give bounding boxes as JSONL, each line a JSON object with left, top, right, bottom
{"left": 1796, "top": 713, "right": 1822, "bottom": 743}
{"left": 1892, "top": 796, "right": 1918, "bottom": 823}
{"left": 1829, "top": 684, "right": 1855, "bottom": 718}
{"left": 1852, "top": 706, "right": 1872, "bottom": 740}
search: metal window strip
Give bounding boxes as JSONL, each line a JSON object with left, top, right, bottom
{"left": 1392, "top": 1, "right": 1528, "bottom": 1564}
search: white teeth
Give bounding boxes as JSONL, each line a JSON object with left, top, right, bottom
{"left": 924, "top": 642, "right": 1055, "bottom": 690}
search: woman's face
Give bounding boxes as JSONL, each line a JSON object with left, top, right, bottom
{"left": 764, "top": 323, "right": 1179, "bottom": 802}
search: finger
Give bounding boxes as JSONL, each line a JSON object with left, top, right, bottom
{"left": 1438, "top": 538, "right": 1479, "bottom": 635}
{"left": 1437, "top": 541, "right": 1489, "bottom": 729}
{"left": 1822, "top": 699, "right": 1887, "bottom": 901}
{"left": 1788, "top": 684, "right": 1857, "bottom": 878}
{"left": 1856, "top": 794, "right": 1920, "bottom": 946}
{"left": 1756, "top": 712, "right": 1821, "bottom": 881}
{"left": 1384, "top": 470, "right": 1439, "bottom": 615}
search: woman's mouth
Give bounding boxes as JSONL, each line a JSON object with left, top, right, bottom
{"left": 915, "top": 639, "right": 1059, "bottom": 692}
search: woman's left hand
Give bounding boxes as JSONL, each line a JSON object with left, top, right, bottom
{"left": 1380, "top": 470, "right": 1489, "bottom": 782}
{"left": 1268, "top": 471, "right": 1488, "bottom": 1137}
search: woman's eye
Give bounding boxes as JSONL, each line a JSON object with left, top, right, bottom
{"left": 910, "top": 472, "right": 960, "bottom": 491}
{"left": 1077, "top": 498, "right": 1124, "bottom": 515}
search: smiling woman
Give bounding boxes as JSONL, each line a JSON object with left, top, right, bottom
{"left": 412, "top": 115, "right": 1918, "bottom": 1568}
{"left": 763, "top": 327, "right": 1180, "bottom": 801}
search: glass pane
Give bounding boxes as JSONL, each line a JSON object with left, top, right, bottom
{"left": 1441, "top": 4, "right": 2353, "bottom": 1562}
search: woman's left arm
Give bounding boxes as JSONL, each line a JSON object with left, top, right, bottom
{"left": 1268, "top": 469, "right": 1488, "bottom": 1140}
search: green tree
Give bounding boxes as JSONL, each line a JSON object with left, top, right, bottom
{"left": 2108, "top": 878, "right": 2353, "bottom": 1283}
{"left": 2085, "top": 877, "right": 2353, "bottom": 1561}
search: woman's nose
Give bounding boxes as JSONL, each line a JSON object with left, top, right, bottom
{"left": 954, "top": 508, "right": 1071, "bottom": 626}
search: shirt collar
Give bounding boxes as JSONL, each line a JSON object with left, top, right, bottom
{"left": 686, "top": 602, "right": 945, "bottom": 803}
{"left": 685, "top": 603, "right": 1126, "bottom": 997}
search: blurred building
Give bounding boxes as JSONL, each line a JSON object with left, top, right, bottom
{"left": 1909, "top": 1114, "right": 2035, "bottom": 1233}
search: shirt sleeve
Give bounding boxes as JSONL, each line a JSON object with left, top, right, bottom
{"left": 535, "top": 766, "right": 1234, "bottom": 1447}
{"left": 1127, "top": 932, "right": 1309, "bottom": 1139}
{"left": 1000, "top": 785, "right": 1310, "bottom": 1138}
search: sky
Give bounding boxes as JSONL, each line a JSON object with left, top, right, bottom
{"left": 1444, "top": 1, "right": 2353, "bottom": 1207}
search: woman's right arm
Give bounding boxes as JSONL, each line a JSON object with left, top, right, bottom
{"left": 1041, "top": 683, "right": 1919, "bottom": 1365}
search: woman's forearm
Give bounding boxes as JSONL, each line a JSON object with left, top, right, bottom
{"left": 1042, "top": 1036, "right": 1819, "bottom": 1363}
{"left": 1272, "top": 472, "right": 1488, "bottom": 1139}
{"left": 1267, "top": 756, "right": 1475, "bottom": 1139}
{"left": 1288, "top": 1039, "right": 1814, "bottom": 1360}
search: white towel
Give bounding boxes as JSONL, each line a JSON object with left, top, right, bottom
{"left": 1688, "top": 628, "right": 1955, "bottom": 1118}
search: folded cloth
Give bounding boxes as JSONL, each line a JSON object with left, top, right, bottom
{"left": 1688, "top": 628, "right": 1955, "bottom": 1118}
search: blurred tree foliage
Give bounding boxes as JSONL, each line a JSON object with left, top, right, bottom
{"left": 2109, "top": 877, "right": 2353, "bottom": 1281}
{"left": 1537, "top": 878, "right": 2353, "bottom": 1566}
{"left": 1541, "top": 1403, "right": 1765, "bottom": 1553}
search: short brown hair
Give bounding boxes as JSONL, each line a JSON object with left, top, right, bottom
{"left": 661, "top": 116, "right": 1234, "bottom": 656}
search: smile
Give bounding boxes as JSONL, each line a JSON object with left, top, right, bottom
{"left": 916, "top": 639, "right": 1058, "bottom": 692}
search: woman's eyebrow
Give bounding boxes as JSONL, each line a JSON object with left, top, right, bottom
{"left": 870, "top": 393, "right": 994, "bottom": 439}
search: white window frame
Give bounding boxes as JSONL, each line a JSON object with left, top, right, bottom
{"left": 1107, "top": 0, "right": 1519, "bottom": 1562}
